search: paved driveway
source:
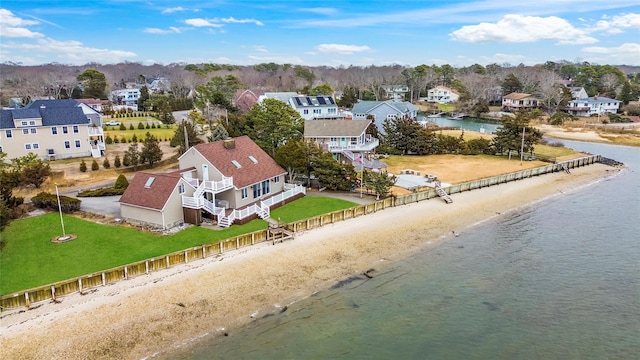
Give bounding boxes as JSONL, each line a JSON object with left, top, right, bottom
{"left": 78, "top": 195, "right": 122, "bottom": 217}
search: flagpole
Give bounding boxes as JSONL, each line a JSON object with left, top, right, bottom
{"left": 55, "top": 184, "right": 66, "bottom": 236}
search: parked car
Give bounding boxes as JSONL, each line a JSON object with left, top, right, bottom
{"left": 104, "top": 120, "right": 121, "bottom": 126}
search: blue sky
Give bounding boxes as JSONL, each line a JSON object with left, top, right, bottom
{"left": 1, "top": 0, "right": 639, "bottom": 67}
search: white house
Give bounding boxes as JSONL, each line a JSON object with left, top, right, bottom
{"left": 570, "top": 87, "right": 589, "bottom": 100}
{"left": 0, "top": 99, "right": 105, "bottom": 161}
{"left": 110, "top": 88, "right": 140, "bottom": 107}
{"left": 289, "top": 95, "right": 340, "bottom": 120}
{"left": 426, "top": 86, "right": 460, "bottom": 103}
{"left": 565, "top": 96, "right": 621, "bottom": 117}
{"left": 351, "top": 99, "right": 418, "bottom": 133}
{"left": 382, "top": 84, "right": 409, "bottom": 100}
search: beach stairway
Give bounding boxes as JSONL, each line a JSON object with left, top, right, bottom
{"left": 562, "top": 163, "right": 571, "bottom": 174}
{"left": 434, "top": 181, "right": 453, "bottom": 204}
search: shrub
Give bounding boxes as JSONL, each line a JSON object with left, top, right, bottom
{"left": 145, "top": 123, "right": 151, "bottom": 129}
{"left": 105, "top": 135, "right": 113, "bottom": 144}
{"left": 77, "top": 187, "right": 126, "bottom": 197}
{"left": 120, "top": 135, "right": 127, "bottom": 143}
{"left": 79, "top": 160, "right": 87, "bottom": 172}
{"left": 31, "top": 192, "right": 81, "bottom": 212}
{"left": 91, "top": 159, "right": 99, "bottom": 171}
{"left": 119, "top": 124, "right": 126, "bottom": 131}
{"left": 113, "top": 136, "right": 119, "bottom": 144}
{"left": 114, "top": 155, "right": 121, "bottom": 168}
{"left": 103, "top": 157, "right": 111, "bottom": 169}
{"left": 114, "top": 174, "right": 129, "bottom": 189}
{"left": 138, "top": 122, "right": 145, "bottom": 129}
{"left": 129, "top": 124, "right": 134, "bottom": 130}
{"left": 151, "top": 123, "right": 156, "bottom": 129}
{"left": 131, "top": 134, "right": 138, "bottom": 143}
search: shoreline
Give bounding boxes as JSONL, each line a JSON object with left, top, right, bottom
{"left": 0, "top": 163, "right": 620, "bottom": 359}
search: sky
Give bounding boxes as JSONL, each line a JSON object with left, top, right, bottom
{"left": 1, "top": 0, "right": 639, "bottom": 67}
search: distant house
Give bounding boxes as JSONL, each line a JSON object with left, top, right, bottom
{"left": 570, "top": 87, "right": 589, "bottom": 100}
{"left": 233, "top": 89, "right": 260, "bottom": 113}
{"left": 565, "top": 96, "right": 621, "bottom": 117}
{"left": 119, "top": 136, "right": 305, "bottom": 229}
{"left": 0, "top": 99, "right": 105, "bottom": 161}
{"left": 289, "top": 95, "right": 340, "bottom": 120}
{"left": 501, "top": 93, "right": 540, "bottom": 112}
{"left": 352, "top": 99, "right": 418, "bottom": 133}
{"left": 304, "top": 120, "right": 380, "bottom": 166}
{"left": 110, "top": 88, "right": 140, "bottom": 107}
{"left": 382, "top": 84, "right": 409, "bottom": 100}
{"left": 76, "top": 98, "right": 107, "bottom": 113}
{"left": 258, "top": 92, "right": 299, "bottom": 104}
{"left": 147, "top": 77, "right": 170, "bottom": 94}
{"left": 426, "top": 86, "right": 460, "bottom": 103}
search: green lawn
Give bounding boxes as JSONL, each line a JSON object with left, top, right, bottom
{"left": 104, "top": 123, "right": 176, "bottom": 142}
{"left": 0, "top": 196, "right": 356, "bottom": 295}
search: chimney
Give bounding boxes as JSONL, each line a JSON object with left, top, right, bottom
{"left": 223, "top": 137, "right": 235, "bottom": 149}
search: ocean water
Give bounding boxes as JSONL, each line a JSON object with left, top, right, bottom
{"left": 162, "top": 141, "right": 639, "bottom": 359}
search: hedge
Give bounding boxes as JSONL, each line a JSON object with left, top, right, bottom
{"left": 31, "top": 192, "right": 81, "bottom": 212}
{"left": 77, "top": 188, "right": 126, "bottom": 197}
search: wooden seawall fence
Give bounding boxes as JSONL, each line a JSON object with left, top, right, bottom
{"left": 0, "top": 155, "right": 603, "bottom": 311}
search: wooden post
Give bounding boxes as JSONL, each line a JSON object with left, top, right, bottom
{"left": 25, "top": 292, "right": 30, "bottom": 308}
{"left": 51, "top": 286, "right": 56, "bottom": 301}
{"left": 124, "top": 266, "right": 129, "bottom": 280}
{"left": 236, "top": 237, "right": 239, "bottom": 249}
{"left": 145, "top": 260, "right": 149, "bottom": 274}
{"left": 78, "top": 278, "right": 82, "bottom": 293}
{"left": 251, "top": 233, "right": 255, "bottom": 245}
{"left": 166, "top": 255, "right": 170, "bottom": 268}
{"left": 101, "top": 272, "right": 106, "bottom": 286}
{"left": 203, "top": 245, "right": 206, "bottom": 259}
{"left": 220, "top": 241, "right": 224, "bottom": 253}
{"left": 185, "top": 250, "right": 188, "bottom": 264}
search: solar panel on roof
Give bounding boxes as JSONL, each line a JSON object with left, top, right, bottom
{"left": 328, "top": 97, "right": 335, "bottom": 104}
{"left": 317, "top": 97, "right": 326, "bottom": 105}
{"left": 306, "top": 97, "right": 313, "bottom": 105}
{"left": 295, "top": 97, "right": 303, "bottom": 106}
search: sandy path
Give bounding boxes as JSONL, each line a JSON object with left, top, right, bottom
{"left": 0, "top": 163, "right": 618, "bottom": 359}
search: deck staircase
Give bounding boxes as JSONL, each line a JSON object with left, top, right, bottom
{"left": 561, "top": 163, "right": 571, "bottom": 174}
{"left": 434, "top": 181, "right": 453, "bottom": 204}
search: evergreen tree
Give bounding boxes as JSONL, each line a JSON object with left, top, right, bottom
{"left": 91, "top": 159, "right": 99, "bottom": 171}
{"left": 114, "top": 155, "right": 121, "bottom": 168}
{"left": 103, "top": 157, "right": 111, "bottom": 169}
{"left": 76, "top": 69, "right": 108, "bottom": 99}
{"left": 207, "top": 123, "right": 230, "bottom": 143}
{"left": 170, "top": 121, "right": 202, "bottom": 155}
{"left": 79, "top": 159, "right": 87, "bottom": 172}
{"left": 114, "top": 174, "right": 129, "bottom": 189}
{"left": 123, "top": 143, "right": 141, "bottom": 170}
{"left": 21, "top": 160, "right": 51, "bottom": 188}
{"left": 140, "top": 132, "right": 163, "bottom": 168}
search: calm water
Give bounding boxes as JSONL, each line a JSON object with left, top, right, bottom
{"left": 420, "top": 116, "right": 502, "bottom": 134}
{"left": 162, "top": 141, "right": 639, "bottom": 360}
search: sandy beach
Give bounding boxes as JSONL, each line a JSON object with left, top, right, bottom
{"left": 0, "top": 163, "right": 620, "bottom": 359}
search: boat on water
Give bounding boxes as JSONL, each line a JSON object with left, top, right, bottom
{"left": 427, "top": 112, "right": 444, "bottom": 118}
{"left": 449, "top": 113, "right": 465, "bottom": 119}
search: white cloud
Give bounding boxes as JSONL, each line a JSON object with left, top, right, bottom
{"left": 582, "top": 43, "right": 640, "bottom": 65}
{"left": 220, "top": 17, "right": 264, "bottom": 26}
{"left": 0, "top": 9, "right": 44, "bottom": 38}
{"left": 594, "top": 13, "right": 640, "bottom": 34}
{"left": 450, "top": 14, "right": 598, "bottom": 45}
{"left": 253, "top": 45, "right": 268, "bottom": 53}
{"left": 144, "top": 27, "right": 183, "bottom": 34}
{"left": 162, "top": 7, "right": 186, "bottom": 14}
{"left": 185, "top": 18, "right": 223, "bottom": 27}
{"left": 298, "top": 8, "right": 337, "bottom": 15}
{"left": 316, "top": 44, "right": 372, "bottom": 54}
{"left": 1, "top": 37, "right": 136, "bottom": 64}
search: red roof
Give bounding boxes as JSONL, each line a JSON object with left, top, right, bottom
{"left": 191, "top": 136, "right": 286, "bottom": 188}
{"left": 119, "top": 171, "right": 182, "bottom": 210}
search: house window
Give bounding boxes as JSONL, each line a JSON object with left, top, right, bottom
{"left": 75, "top": 140, "right": 81, "bottom": 148}
{"left": 21, "top": 121, "right": 28, "bottom": 126}
{"left": 313, "top": 109, "right": 321, "bottom": 114}
{"left": 303, "top": 109, "right": 309, "bottom": 114}
{"left": 330, "top": 137, "right": 338, "bottom": 143}
{"left": 262, "top": 180, "right": 270, "bottom": 195}
{"left": 252, "top": 183, "right": 262, "bottom": 198}
{"left": 23, "top": 129, "right": 29, "bottom": 135}
{"left": 178, "top": 184, "right": 185, "bottom": 194}
{"left": 73, "top": 125, "right": 79, "bottom": 133}
{"left": 62, "top": 126, "right": 68, "bottom": 134}
{"left": 51, "top": 127, "right": 58, "bottom": 135}
{"left": 273, "top": 176, "right": 280, "bottom": 183}
{"left": 241, "top": 188, "right": 248, "bottom": 199}
{"left": 30, "top": 128, "right": 37, "bottom": 134}
{"left": 32, "top": 143, "right": 39, "bottom": 150}
{"left": 350, "top": 137, "right": 358, "bottom": 145}
{"left": 25, "top": 143, "right": 32, "bottom": 150}
{"left": 5, "top": 130, "right": 11, "bottom": 138}
{"left": 29, "top": 120, "right": 36, "bottom": 126}
{"left": 64, "top": 141, "right": 70, "bottom": 149}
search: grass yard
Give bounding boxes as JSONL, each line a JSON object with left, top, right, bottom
{"left": 104, "top": 123, "right": 176, "bottom": 143}
{"left": 0, "top": 196, "right": 357, "bottom": 295}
